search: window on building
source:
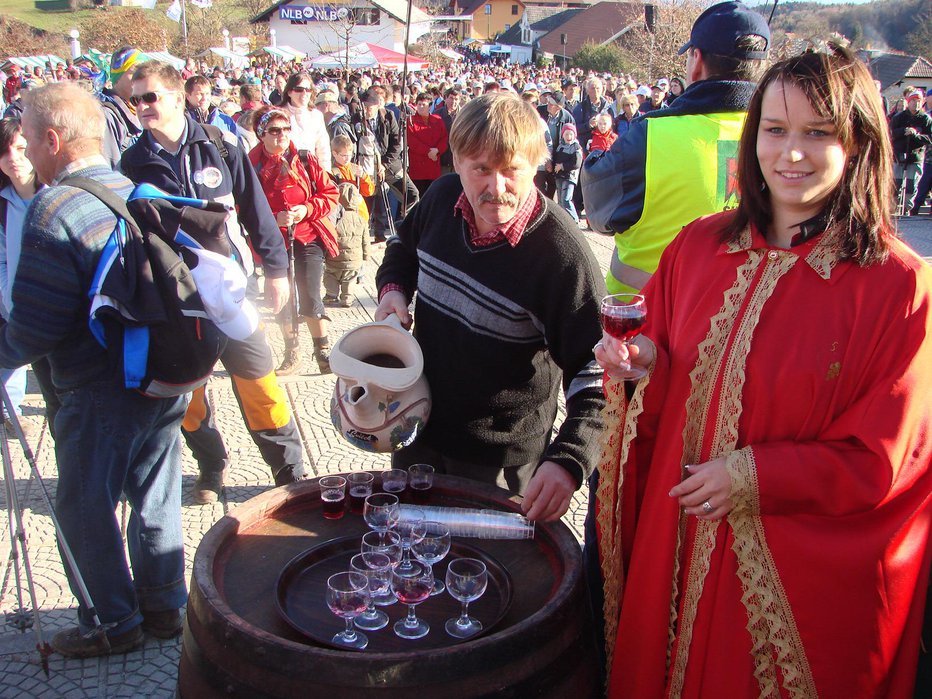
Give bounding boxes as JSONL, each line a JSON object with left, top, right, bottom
{"left": 484, "top": 4, "right": 491, "bottom": 15}
{"left": 521, "top": 27, "right": 531, "bottom": 44}
{"left": 504, "top": 23, "right": 511, "bottom": 30}
{"left": 512, "top": 4, "right": 519, "bottom": 14}
{"left": 350, "top": 8, "right": 380, "bottom": 25}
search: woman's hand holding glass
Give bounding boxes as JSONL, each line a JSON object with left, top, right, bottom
{"left": 594, "top": 331, "right": 654, "bottom": 380}
{"left": 668, "top": 456, "right": 734, "bottom": 521}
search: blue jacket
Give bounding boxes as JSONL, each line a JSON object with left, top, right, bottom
{"left": 186, "top": 104, "right": 238, "bottom": 135}
{"left": 120, "top": 116, "right": 288, "bottom": 278}
{"left": 581, "top": 79, "right": 756, "bottom": 235}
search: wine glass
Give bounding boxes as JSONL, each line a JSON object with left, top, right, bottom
{"left": 361, "top": 530, "right": 403, "bottom": 606}
{"left": 325, "top": 571, "right": 371, "bottom": 650}
{"left": 394, "top": 513, "right": 427, "bottom": 574}
{"left": 349, "top": 552, "right": 392, "bottom": 631}
{"left": 391, "top": 560, "right": 433, "bottom": 639}
{"left": 445, "top": 558, "right": 488, "bottom": 639}
{"left": 363, "top": 493, "right": 400, "bottom": 543}
{"left": 381, "top": 468, "right": 407, "bottom": 495}
{"left": 411, "top": 521, "right": 451, "bottom": 595}
{"left": 600, "top": 293, "right": 648, "bottom": 380}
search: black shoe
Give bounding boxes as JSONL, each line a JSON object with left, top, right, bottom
{"left": 274, "top": 465, "right": 308, "bottom": 487}
{"left": 142, "top": 609, "right": 184, "bottom": 639}
{"left": 193, "top": 471, "right": 224, "bottom": 505}
{"left": 51, "top": 625, "right": 144, "bottom": 658}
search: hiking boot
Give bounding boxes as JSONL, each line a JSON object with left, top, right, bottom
{"left": 323, "top": 294, "right": 339, "bottom": 305}
{"left": 193, "top": 471, "right": 224, "bottom": 505}
{"left": 142, "top": 609, "right": 184, "bottom": 639}
{"left": 274, "top": 465, "right": 309, "bottom": 487}
{"left": 313, "top": 336, "right": 331, "bottom": 374}
{"left": 51, "top": 625, "right": 144, "bottom": 659}
{"left": 339, "top": 296, "right": 354, "bottom": 308}
{"left": 276, "top": 348, "right": 300, "bottom": 376}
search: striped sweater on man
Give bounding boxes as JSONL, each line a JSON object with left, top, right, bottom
{"left": 0, "top": 163, "right": 132, "bottom": 390}
{"left": 377, "top": 174, "right": 607, "bottom": 485}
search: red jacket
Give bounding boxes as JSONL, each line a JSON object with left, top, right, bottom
{"left": 588, "top": 129, "right": 617, "bottom": 153}
{"left": 248, "top": 143, "right": 340, "bottom": 256}
{"left": 406, "top": 114, "right": 448, "bottom": 181}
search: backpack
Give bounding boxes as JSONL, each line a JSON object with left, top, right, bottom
{"left": 61, "top": 177, "right": 235, "bottom": 398}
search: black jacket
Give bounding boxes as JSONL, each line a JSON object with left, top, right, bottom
{"left": 362, "top": 108, "right": 403, "bottom": 180}
{"left": 121, "top": 116, "right": 287, "bottom": 278}
{"left": 890, "top": 109, "right": 932, "bottom": 166}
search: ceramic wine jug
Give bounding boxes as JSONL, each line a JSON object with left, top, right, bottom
{"left": 329, "top": 315, "right": 431, "bottom": 453}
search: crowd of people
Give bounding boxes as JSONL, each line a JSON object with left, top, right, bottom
{"left": 0, "top": 1, "right": 930, "bottom": 696}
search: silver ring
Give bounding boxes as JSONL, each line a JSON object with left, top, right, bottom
{"left": 701, "top": 500, "right": 714, "bottom": 514}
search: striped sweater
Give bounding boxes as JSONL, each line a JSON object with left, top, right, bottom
{"left": 0, "top": 164, "right": 132, "bottom": 390}
{"left": 376, "top": 174, "right": 607, "bottom": 485}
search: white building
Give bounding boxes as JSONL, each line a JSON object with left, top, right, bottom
{"left": 252, "top": 0, "right": 432, "bottom": 56}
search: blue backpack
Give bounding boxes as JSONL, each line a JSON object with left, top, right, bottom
{"left": 62, "top": 177, "right": 232, "bottom": 398}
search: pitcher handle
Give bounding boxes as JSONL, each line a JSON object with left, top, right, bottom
{"left": 380, "top": 313, "right": 407, "bottom": 332}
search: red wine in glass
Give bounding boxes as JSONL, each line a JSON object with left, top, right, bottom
{"left": 321, "top": 489, "right": 345, "bottom": 519}
{"left": 600, "top": 294, "right": 647, "bottom": 379}
{"left": 394, "top": 580, "right": 432, "bottom": 605}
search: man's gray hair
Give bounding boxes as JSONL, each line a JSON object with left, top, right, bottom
{"left": 22, "top": 82, "right": 105, "bottom": 145}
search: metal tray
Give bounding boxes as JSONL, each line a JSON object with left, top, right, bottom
{"left": 275, "top": 535, "right": 513, "bottom": 651}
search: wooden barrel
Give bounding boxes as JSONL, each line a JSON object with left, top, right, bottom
{"left": 177, "top": 474, "right": 599, "bottom": 698}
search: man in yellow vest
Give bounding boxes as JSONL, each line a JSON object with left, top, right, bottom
{"left": 581, "top": 1, "right": 771, "bottom": 294}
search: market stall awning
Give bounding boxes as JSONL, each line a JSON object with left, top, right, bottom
{"left": 145, "top": 51, "right": 185, "bottom": 70}
{"left": 310, "top": 42, "right": 429, "bottom": 71}
{"left": 199, "top": 48, "right": 251, "bottom": 68}
{"left": 438, "top": 48, "right": 464, "bottom": 61}
{"left": 6, "top": 55, "right": 66, "bottom": 70}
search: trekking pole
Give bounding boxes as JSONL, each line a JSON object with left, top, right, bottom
{"left": 0, "top": 385, "right": 110, "bottom": 661}
{"left": 286, "top": 224, "right": 299, "bottom": 340}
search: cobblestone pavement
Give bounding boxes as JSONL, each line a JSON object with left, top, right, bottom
{"left": 1, "top": 217, "right": 928, "bottom": 698}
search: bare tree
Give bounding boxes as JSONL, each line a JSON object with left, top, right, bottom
{"left": 299, "top": 7, "right": 363, "bottom": 75}
{"left": 614, "top": 0, "right": 709, "bottom": 82}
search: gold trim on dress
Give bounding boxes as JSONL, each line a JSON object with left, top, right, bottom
{"left": 595, "top": 342, "right": 656, "bottom": 671}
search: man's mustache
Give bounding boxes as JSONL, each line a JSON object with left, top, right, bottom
{"left": 478, "top": 192, "right": 518, "bottom": 206}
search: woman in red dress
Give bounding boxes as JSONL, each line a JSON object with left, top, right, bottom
{"left": 249, "top": 106, "right": 339, "bottom": 375}
{"left": 406, "top": 92, "right": 448, "bottom": 197}
{"left": 592, "top": 46, "right": 932, "bottom": 698}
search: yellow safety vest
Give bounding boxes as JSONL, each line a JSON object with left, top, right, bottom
{"left": 607, "top": 111, "right": 746, "bottom": 294}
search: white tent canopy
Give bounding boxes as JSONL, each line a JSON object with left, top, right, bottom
{"left": 200, "top": 48, "right": 250, "bottom": 68}
{"left": 309, "top": 43, "right": 429, "bottom": 71}
{"left": 6, "top": 55, "right": 66, "bottom": 70}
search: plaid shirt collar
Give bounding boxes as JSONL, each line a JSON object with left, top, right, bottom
{"left": 454, "top": 189, "right": 541, "bottom": 248}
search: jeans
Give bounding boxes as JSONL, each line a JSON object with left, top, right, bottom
{"left": 895, "top": 161, "right": 923, "bottom": 212}
{"left": 911, "top": 158, "right": 932, "bottom": 215}
{"left": 557, "top": 179, "right": 579, "bottom": 222}
{"left": 53, "top": 378, "right": 188, "bottom": 635}
{"left": 293, "top": 239, "right": 325, "bottom": 319}
{"left": 0, "top": 365, "right": 26, "bottom": 418}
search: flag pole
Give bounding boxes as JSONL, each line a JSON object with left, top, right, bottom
{"left": 182, "top": 0, "right": 189, "bottom": 54}
{"left": 400, "top": 0, "right": 414, "bottom": 214}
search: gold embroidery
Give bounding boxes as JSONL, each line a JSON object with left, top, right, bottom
{"left": 671, "top": 250, "right": 816, "bottom": 698}
{"left": 805, "top": 227, "right": 843, "bottom": 280}
{"left": 595, "top": 342, "right": 655, "bottom": 671}
{"left": 728, "top": 449, "right": 820, "bottom": 699}
{"left": 667, "top": 251, "right": 761, "bottom": 681}
{"left": 826, "top": 362, "right": 841, "bottom": 381}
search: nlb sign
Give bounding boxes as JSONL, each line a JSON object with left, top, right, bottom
{"left": 280, "top": 4, "right": 351, "bottom": 21}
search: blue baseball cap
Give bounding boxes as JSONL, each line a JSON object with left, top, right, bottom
{"left": 678, "top": 1, "right": 770, "bottom": 59}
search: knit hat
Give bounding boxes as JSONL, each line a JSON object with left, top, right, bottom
{"left": 110, "top": 47, "right": 146, "bottom": 83}
{"left": 561, "top": 123, "right": 577, "bottom": 138}
{"left": 906, "top": 90, "right": 923, "bottom": 103}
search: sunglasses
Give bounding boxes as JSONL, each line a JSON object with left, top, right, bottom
{"left": 129, "top": 91, "right": 174, "bottom": 107}
{"left": 291, "top": 86, "right": 312, "bottom": 93}
{"left": 265, "top": 126, "right": 291, "bottom": 135}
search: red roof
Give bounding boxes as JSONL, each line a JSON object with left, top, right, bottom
{"left": 536, "top": 1, "right": 643, "bottom": 57}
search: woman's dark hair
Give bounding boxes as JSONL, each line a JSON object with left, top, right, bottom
{"left": 282, "top": 71, "right": 315, "bottom": 109}
{"left": 669, "top": 77, "right": 686, "bottom": 95}
{"left": 722, "top": 45, "right": 894, "bottom": 266}
{"left": 0, "top": 117, "right": 24, "bottom": 189}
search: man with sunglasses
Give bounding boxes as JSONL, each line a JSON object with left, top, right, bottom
{"left": 121, "top": 61, "right": 308, "bottom": 504}
{"left": 99, "top": 46, "right": 146, "bottom": 171}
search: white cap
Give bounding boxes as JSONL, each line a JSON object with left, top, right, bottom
{"left": 187, "top": 246, "right": 259, "bottom": 341}
{"left": 635, "top": 85, "right": 651, "bottom": 97}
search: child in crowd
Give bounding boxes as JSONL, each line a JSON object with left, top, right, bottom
{"left": 330, "top": 134, "right": 375, "bottom": 210}
{"left": 552, "top": 122, "right": 583, "bottom": 225}
{"left": 324, "top": 182, "right": 370, "bottom": 307}
{"left": 326, "top": 135, "right": 372, "bottom": 306}
{"left": 588, "top": 113, "right": 617, "bottom": 153}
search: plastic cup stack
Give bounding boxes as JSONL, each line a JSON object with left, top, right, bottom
{"left": 397, "top": 505, "right": 535, "bottom": 540}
